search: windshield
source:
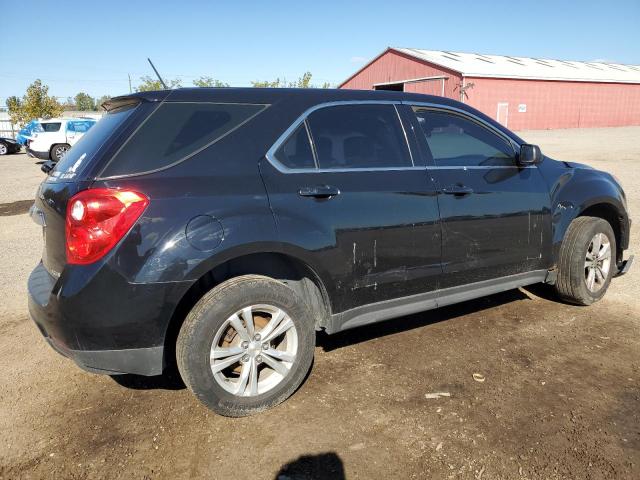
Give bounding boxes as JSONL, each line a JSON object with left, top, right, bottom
{"left": 51, "top": 105, "right": 138, "bottom": 181}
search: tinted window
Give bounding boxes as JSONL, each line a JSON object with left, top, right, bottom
{"left": 306, "top": 104, "right": 411, "bottom": 169}
{"left": 101, "top": 102, "right": 267, "bottom": 177}
{"left": 38, "top": 122, "right": 62, "bottom": 132}
{"left": 413, "top": 108, "right": 515, "bottom": 167}
{"left": 275, "top": 123, "right": 315, "bottom": 169}
{"left": 67, "top": 120, "right": 95, "bottom": 133}
{"left": 52, "top": 105, "right": 137, "bottom": 181}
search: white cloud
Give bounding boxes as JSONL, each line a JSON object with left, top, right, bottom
{"left": 350, "top": 56, "right": 367, "bottom": 64}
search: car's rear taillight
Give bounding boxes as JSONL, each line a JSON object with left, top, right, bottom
{"left": 66, "top": 188, "right": 149, "bottom": 265}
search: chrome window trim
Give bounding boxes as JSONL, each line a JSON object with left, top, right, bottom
{"left": 265, "top": 100, "right": 420, "bottom": 174}
{"left": 428, "top": 165, "right": 536, "bottom": 170}
{"left": 264, "top": 99, "right": 529, "bottom": 174}
{"left": 303, "top": 120, "right": 319, "bottom": 169}
{"left": 404, "top": 100, "right": 522, "bottom": 155}
{"left": 393, "top": 104, "right": 415, "bottom": 167}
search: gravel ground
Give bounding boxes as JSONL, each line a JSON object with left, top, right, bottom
{"left": 1, "top": 128, "right": 639, "bottom": 480}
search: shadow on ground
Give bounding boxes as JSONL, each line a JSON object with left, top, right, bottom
{"left": 317, "top": 287, "right": 534, "bottom": 352}
{"left": 274, "top": 452, "right": 345, "bottom": 480}
{"left": 111, "top": 287, "right": 545, "bottom": 391}
{"left": 110, "top": 364, "right": 186, "bottom": 390}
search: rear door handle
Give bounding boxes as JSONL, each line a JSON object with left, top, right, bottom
{"left": 298, "top": 185, "right": 341, "bottom": 199}
{"left": 442, "top": 184, "right": 474, "bottom": 196}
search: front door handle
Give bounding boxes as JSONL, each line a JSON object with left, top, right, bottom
{"left": 298, "top": 185, "right": 341, "bottom": 199}
{"left": 442, "top": 184, "right": 474, "bottom": 196}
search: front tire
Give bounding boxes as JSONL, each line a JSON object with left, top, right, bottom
{"left": 555, "top": 216, "right": 616, "bottom": 305}
{"left": 176, "top": 275, "right": 315, "bottom": 417}
{"left": 0, "top": 141, "right": 8, "bottom": 156}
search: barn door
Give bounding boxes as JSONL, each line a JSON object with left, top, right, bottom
{"left": 497, "top": 102, "right": 509, "bottom": 127}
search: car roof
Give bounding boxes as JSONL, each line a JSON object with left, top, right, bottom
{"left": 105, "top": 87, "right": 523, "bottom": 144}
{"left": 110, "top": 87, "right": 464, "bottom": 107}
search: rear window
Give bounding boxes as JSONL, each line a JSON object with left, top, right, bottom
{"left": 51, "top": 105, "right": 137, "bottom": 181}
{"left": 100, "top": 102, "right": 267, "bottom": 178}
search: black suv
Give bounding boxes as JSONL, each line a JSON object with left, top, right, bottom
{"left": 28, "top": 88, "right": 632, "bottom": 416}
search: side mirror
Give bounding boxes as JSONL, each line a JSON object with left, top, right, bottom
{"left": 519, "top": 144, "right": 543, "bottom": 166}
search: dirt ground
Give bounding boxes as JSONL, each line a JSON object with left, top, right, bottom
{"left": 1, "top": 127, "right": 639, "bottom": 480}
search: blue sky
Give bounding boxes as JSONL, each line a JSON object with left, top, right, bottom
{"left": 2, "top": 0, "right": 639, "bottom": 103}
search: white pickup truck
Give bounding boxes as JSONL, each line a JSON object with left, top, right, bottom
{"left": 27, "top": 118, "right": 97, "bottom": 162}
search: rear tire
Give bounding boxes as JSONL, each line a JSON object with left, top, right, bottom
{"left": 50, "top": 143, "right": 70, "bottom": 162}
{"left": 176, "top": 275, "right": 315, "bottom": 417}
{"left": 0, "top": 141, "right": 8, "bottom": 156}
{"left": 555, "top": 216, "right": 616, "bottom": 305}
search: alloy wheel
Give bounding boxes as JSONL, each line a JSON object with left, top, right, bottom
{"left": 210, "top": 304, "right": 298, "bottom": 397}
{"left": 584, "top": 232, "right": 612, "bottom": 292}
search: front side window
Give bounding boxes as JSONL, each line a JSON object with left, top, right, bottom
{"left": 306, "top": 104, "right": 412, "bottom": 169}
{"left": 413, "top": 108, "right": 515, "bottom": 167}
{"left": 101, "top": 102, "right": 267, "bottom": 177}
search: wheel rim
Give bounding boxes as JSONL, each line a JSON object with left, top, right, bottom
{"left": 584, "top": 232, "right": 612, "bottom": 292}
{"left": 55, "top": 145, "right": 68, "bottom": 159}
{"left": 0, "top": 144, "right": 7, "bottom": 155}
{"left": 210, "top": 304, "right": 298, "bottom": 397}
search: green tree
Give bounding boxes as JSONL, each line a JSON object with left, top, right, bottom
{"left": 251, "top": 72, "right": 332, "bottom": 89}
{"left": 74, "top": 92, "right": 96, "bottom": 111}
{"left": 292, "top": 71, "right": 313, "bottom": 88}
{"left": 251, "top": 78, "right": 282, "bottom": 88}
{"left": 136, "top": 75, "right": 182, "bottom": 92}
{"left": 193, "top": 76, "right": 229, "bottom": 87}
{"left": 7, "top": 79, "right": 63, "bottom": 127}
{"left": 6, "top": 96, "right": 21, "bottom": 119}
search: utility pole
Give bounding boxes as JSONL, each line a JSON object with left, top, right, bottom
{"left": 128, "top": 74, "right": 132, "bottom": 93}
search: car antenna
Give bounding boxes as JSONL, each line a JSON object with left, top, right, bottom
{"left": 147, "top": 57, "right": 168, "bottom": 89}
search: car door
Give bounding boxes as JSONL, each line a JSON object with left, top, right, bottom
{"left": 260, "top": 102, "right": 442, "bottom": 314}
{"left": 409, "top": 105, "right": 552, "bottom": 289}
{"left": 66, "top": 121, "right": 87, "bottom": 146}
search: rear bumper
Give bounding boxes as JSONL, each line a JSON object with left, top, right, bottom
{"left": 27, "top": 261, "right": 187, "bottom": 376}
{"left": 43, "top": 335, "right": 163, "bottom": 375}
{"left": 26, "top": 147, "right": 49, "bottom": 160}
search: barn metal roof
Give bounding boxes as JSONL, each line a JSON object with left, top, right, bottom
{"left": 393, "top": 48, "right": 640, "bottom": 84}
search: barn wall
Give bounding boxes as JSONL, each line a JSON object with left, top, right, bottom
{"left": 465, "top": 77, "right": 640, "bottom": 130}
{"left": 340, "top": 50, "right": 462, "bottom": 99}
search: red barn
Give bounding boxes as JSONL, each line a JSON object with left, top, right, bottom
{"left": 339, "top": 48, "right": 640, "bottom": 130}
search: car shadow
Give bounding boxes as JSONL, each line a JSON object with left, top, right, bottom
{"left": 111, "top": 288, "right": 539, "bottom": 391}
{"left": 274, "top": 452, "right": 345, "bottom": 480}
{"left": 317, "top": 288, "right": 532, "bottom": 352}
{"left": 521, "top": 282, "right": 564, "bottom": 302}
{"left": 110, "top": 363, "right": 186, "bottom": 391}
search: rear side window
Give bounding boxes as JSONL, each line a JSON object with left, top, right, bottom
{"left": 101, "top": 102, "right": 267, "bottom": 178}
{"left": 274, "top": 123, "right": 316, "bottom": 169}
{"left": 38, "top": 122, "right": 62, "bottom": 132}
{"left": 306, "top": 104, "right": 412, "bottom": 169}
{"left": 67, "top": 120, "right": 95, "bottom": 133}
{"left": 413, "top": 108, "right": 515, "bottom": 167}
